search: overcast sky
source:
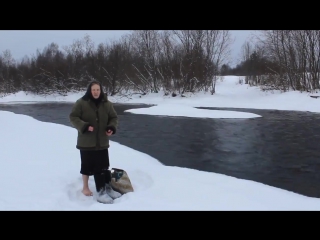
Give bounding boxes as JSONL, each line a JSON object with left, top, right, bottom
{"left": 0, "top": 30, "right": 255, "bottom": 67}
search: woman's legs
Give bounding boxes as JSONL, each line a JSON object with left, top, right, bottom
{"left": 79, "top": 149, "right": 120, "bottom": 202}
{"left": 81, "top": 175, "right": 93, "bottom": 196}
{"left": 80, "top": 150, "right": 94, "bottom": 196}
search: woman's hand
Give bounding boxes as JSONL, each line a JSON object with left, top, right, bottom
{"left": 106, "top": 130, "right": 113, "bottom": 136}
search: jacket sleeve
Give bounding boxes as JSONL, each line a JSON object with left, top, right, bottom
{"left": 69, "top": 100, "right": 90, "bottom": 134}
{"left": 106, "top": 101, "right": 118, "bottom": 135}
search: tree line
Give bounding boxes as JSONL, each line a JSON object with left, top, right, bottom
{"left": 1, "top": 30, "right": 320, "bottom": 98}
{"left": 0, "top": 30, "right": 233, "bottom": 97}
{"left": 224, "top": 30, "right": 320, "bottom": 93}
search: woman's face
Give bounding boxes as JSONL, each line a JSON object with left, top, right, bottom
{"left": 91, "top": 84, "right": 101, "bottom": 99}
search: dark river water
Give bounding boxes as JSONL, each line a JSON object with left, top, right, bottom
{"left": 1, "top": 102, "right": 320, "bottom": 198}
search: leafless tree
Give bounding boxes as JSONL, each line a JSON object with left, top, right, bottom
{"left": 258, "top": 30, "right": 320, "bottom": 92}
{"left": 129, "top": 30, "right": 163, "bottom": 93}
{"left": 202, "top": 30, "right": 233, "bottom": 94}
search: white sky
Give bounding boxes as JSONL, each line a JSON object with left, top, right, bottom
{"left": 0, "top": 30, "right": 254, "bottom": 67}
{"left": 1, "top": 76, "right": 320, "bottom": 210}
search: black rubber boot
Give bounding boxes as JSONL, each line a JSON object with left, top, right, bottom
{"left": 105, "top": 170, "right": 112, "bottom": 184}
{"left": 105, "top": 170, "right": 122, "bottom": 199}
{"left": 94, "top": 173, "right": 113, "bottom": 204}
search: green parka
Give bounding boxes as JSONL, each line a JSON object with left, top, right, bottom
{"left": 69, "top": 86, "right": 118, "bottom": 150}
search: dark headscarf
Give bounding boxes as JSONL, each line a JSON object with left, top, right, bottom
{"left": 83, "top": 80, "right": 105, "bottom": 106}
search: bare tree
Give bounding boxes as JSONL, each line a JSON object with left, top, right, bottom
{"left": 130, "top": 30, "right": 162, "bottom": 93}
{"left": 102, "top": 38, "right": 133, "bottom": 95}
{"left": 202, "top": 30, "right": 233, "bottom": 94}
{"left": 0, "top": 50, "right": 16, "bottom": 95}
{"left": 240, "top": 41, "right": 252, "bottom": 82}
{"left": 259, "top": 30, "right": 320, "bottom": 92}
{"left": 157, "top": 30, "right": 176, "bottom": 94}
{"left": 170, "top": 30, "right": 205, "bottom": 94}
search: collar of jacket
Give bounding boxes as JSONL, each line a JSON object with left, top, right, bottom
{"left": 82, "top": 94, "right": 108, "bottom": 102}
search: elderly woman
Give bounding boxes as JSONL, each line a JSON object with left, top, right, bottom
{"left": 69, "top": 80, "right": 121, "bottom": 204}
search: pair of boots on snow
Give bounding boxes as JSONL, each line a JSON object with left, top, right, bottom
{"left": 94, "top": 169, "right": 121, "bottom": 204}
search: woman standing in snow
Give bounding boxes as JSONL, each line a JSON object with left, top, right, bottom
{"left": 69, "top": 80, "right": 121, "bottom": 204}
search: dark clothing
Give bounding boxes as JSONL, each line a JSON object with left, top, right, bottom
{"left": 80, "top": 148, "right": 112, "bottom": 192}
{"left": 69, "top": 81, "right": 118, "bottom": 150}
{"left": 70, "top": 80, "right": 119, "bottom": 193}
{"left": 80, "top": 149, "right": 110, "bottom": 176}
{"left": 93, "top": 170, "right": 112, "bottom": 192}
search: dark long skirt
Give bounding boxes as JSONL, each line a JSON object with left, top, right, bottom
{"left": 80, "top": 149, "right": 110, "bottom": 176}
